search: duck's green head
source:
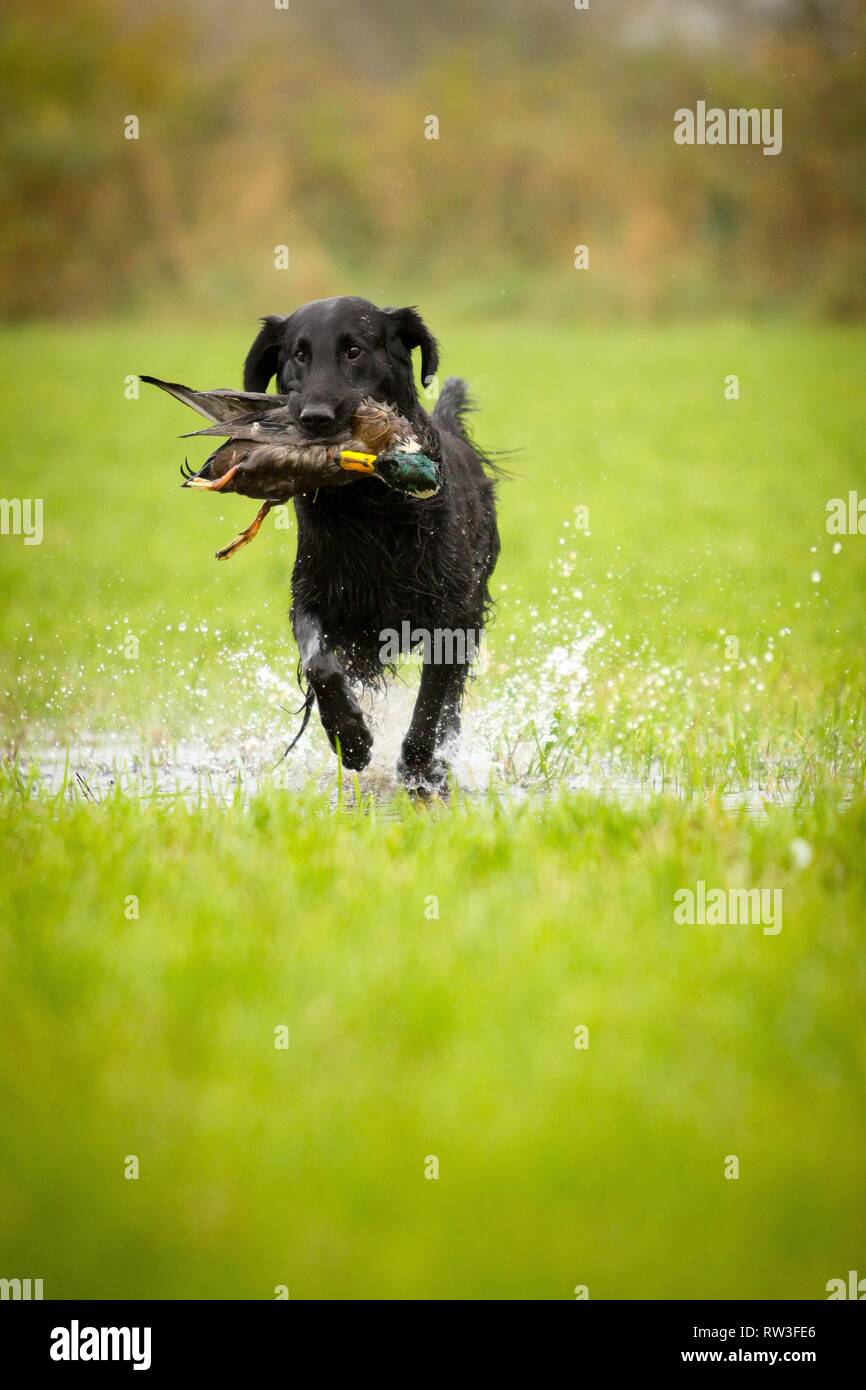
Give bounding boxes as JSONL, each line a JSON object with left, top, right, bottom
{"left": 376, "top": 449, "right": 441, "bottom": 499}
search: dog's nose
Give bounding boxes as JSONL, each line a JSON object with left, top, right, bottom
{"left": 299, "top": 403, "right": 337, "bottom": 433}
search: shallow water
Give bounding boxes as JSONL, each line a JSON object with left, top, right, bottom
{"left": 16, "top": 716, "right": 798, "bottom": 816}
{"left": 18, "top": 676, "right": 575, "bottom": 807}
{"left": 6, "top": 613, "right": 810, "bottom": 814}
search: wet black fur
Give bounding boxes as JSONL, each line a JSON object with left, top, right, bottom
{"left": 243, "top": 296, "right": 501, "bottom": 788}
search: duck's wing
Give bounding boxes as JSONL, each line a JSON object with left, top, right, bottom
{"left": 180, "top": 408, "right": 296, "bottom": 441}
{"left": 141, "top": 375, "right": 284, "bottom": 424}
{"left": 183, "top": 410, "right": 350, "bottom": 446}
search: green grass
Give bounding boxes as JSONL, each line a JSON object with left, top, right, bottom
{"left": 1, "top": 317, "right": 865, "bottom": 791}
{"left": 1, "top": 317, "right": 865, "bottom": 1298}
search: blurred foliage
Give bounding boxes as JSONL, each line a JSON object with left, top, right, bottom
{"left": 1, "top": 0, "right": 865, "bottom": 319}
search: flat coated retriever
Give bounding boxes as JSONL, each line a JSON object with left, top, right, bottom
{"left": 243, "top": 296, "right": 500, "bottom": 793}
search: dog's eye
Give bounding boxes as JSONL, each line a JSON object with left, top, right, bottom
{"left": 345, "top": 346, "right": 362, "bottom": 360}
{"left": 294, "top": 348, "right": 308, "bottom": 365}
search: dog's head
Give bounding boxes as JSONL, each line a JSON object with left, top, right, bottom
{"left": 242, "top": 296, "right": 439, "bottom": 438}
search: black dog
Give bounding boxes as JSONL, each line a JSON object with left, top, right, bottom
{"left": 243, "top": 296, "right": 500, "bottom": 792}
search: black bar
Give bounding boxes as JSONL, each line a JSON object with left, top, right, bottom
{"left": 1, "top": 1299, "right": 861, "bottom": 1373}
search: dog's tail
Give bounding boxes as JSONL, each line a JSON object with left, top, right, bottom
{"left": 433, "top": 375, "right": 512, "bottom": 481}
{"left": 277, "top": 683, "right": 315, "bottom": 765}
{"left": 432, "top": 376, "right": 474, "bottom": 441}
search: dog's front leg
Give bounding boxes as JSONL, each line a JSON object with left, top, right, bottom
{"left": 293, "top": 607, "right": 373, "bottom": 770}
{"left": 398, "top": 661, "right": 464, "bottom": 795}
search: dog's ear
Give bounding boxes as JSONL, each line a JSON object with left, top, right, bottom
{"left": 243, "top": 315, "right": 286, "bottom": 391}
{"left": 385, "top": 306, "right": 439, "bottom": 388}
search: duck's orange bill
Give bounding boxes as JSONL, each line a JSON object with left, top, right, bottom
{"left": 339, "top": 450, "right": 377, "bottom": 473}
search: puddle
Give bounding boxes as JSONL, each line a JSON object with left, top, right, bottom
{"left": 3, "top": 609, "right": 819, "bottom": 815}
{"left": 12, "top": 712, "right": 800, "bottom": 817}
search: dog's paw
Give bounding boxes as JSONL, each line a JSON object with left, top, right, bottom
{"left": 317, "top": 678, "right": 373, "bottom": 770}
{"left": 397, "top": 752, "right": 450, "bottom": 800}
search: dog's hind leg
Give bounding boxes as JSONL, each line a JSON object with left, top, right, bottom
{"left": 293, "top": 606, "right": 373, "bottom": 771}
{"left": 399, "top": 660, "right": 468, "bottom": 796}
{"left": 435, "top": 662, "right": 468, "bottom": 754}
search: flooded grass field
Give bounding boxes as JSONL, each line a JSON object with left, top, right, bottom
{"left": 1, "top": 319, "right": 865, "bottom": 1297}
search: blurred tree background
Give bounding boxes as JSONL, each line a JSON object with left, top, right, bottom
{"left": 1, "top": 0, "right": 864, "bottom": 320}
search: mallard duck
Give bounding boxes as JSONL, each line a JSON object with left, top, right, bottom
{"left": 142, "top": 376, "right": 441, "bottom": 559}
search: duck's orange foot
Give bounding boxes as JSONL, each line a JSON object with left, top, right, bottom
{"left": 185, "top": 463, "right": 241, "bottom": 493}
{"left": 215, "top": 500, "right": 273, "bottom": 561}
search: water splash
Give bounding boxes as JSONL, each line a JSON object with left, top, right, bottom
{"left": 14, "top": 611, "right": 608, "bottom": 805}
{"left": 6, "top": 525, "right": 850, "bottom": 810}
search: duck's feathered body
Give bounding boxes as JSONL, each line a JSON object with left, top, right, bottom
{"left": 143, "top": 376, "right": 441, "bottom": 502}
{"left": 143, "top": 375, "right": 442, "bottom": 558}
